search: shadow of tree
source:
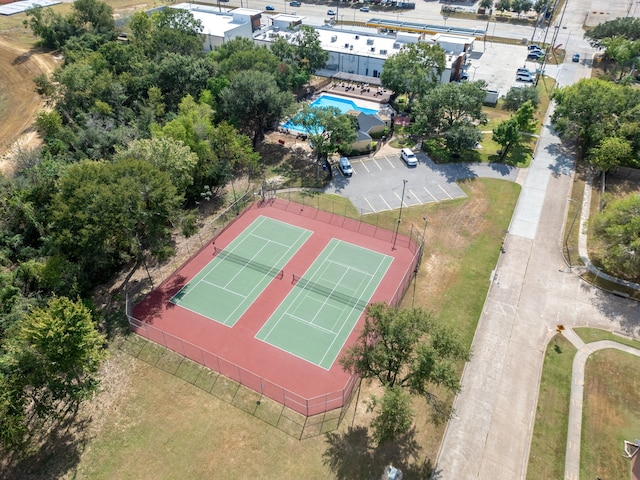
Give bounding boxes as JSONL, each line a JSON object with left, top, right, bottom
{"left": 0, "top": 409, "right": 92, "bottom": 480}
{"left": 323, "top": 426, "right": 433, "bottom": 480}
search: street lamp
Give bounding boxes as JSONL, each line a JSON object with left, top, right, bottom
{"left": 392, "top": 180, "right": 408, "bottom": 250}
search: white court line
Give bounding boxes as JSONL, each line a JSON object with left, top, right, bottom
{"left": 200, "top": 280, "right": 247, "bottom": 299}
{"left": 325, "top": 259, "right": 376, "bottom": 276}
{"left": 379, "top": 194, "right": 392, "bottom": 210}
{"left": 287, "top": 311, "right": 335, "bottom": 334}
{"left": 249, "top": 233, "right": 292, "bottom": 248}
{"left": 438, "top": 184, "right": 454, "bottom": 199}
{"left": 423, "top": 185, "right": 438, "bottom": 202}
{"left": 318, "top": 255, "right": 391, "bottom": 366}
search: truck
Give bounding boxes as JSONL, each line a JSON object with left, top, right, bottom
{"left": 396, "top": 2, "right": 415, "bottom": 9}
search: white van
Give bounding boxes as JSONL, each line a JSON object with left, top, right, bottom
{"left": 400, "top": 148, "right": 417, "bottom": 167}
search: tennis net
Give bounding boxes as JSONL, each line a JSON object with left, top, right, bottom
{"left": 213, "top": 247, "right": 284, "bottom": 279}
{"left": 291, "top": 274, "right": 368, "bottom": 309}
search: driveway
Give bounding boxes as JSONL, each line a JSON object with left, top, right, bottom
{"left": 325, "top": 149, "right": 519, "bottom": 214}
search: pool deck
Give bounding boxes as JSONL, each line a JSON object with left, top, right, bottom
{"left": 321, "top": 82, "right": 392, "bottom": 105}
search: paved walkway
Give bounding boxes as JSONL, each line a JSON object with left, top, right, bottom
{"left": 561, "top": 328, "right": 640, "bottom": 480}
{"left": 434, "top": 12, "right": 640, "bottom": 476}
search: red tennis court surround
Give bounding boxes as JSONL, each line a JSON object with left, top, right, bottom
{"left": 130, "top": 198, "right": 420, "bottom": 416}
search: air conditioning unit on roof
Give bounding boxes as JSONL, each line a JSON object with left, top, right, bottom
{"left": 366, "top": 39, "right": 374, "bottom": 45}
{"left": 331, "top": 35, "right": 337, "bottom": 42}
{"left": 393, "top": 42, "right": 400, "bottom": 48}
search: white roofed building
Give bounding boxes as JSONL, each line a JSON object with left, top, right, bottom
{"left": 170, "top": 4, "right": 263, "bottom": 50}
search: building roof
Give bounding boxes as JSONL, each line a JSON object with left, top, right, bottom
{"left": 171, "top": 3, "right": 261, "bottom": 36}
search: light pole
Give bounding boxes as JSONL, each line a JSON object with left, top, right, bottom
{"left": 392, "top": 179, "right": 408, "bottom": 250}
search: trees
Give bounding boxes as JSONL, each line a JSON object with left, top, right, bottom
{"left": 511, "top": 0, "right": 533, "bottom": 16}
{"left": 493, "top": 117, "right": 521, "bottom": 161}
{"left": 412, "top": 80, "right": 487, "bottom": 156}
{"left": 366, "top": 385, "right": 414, "bottom": 445}
{"left": 479, "top": 0, "right": 494, "bottom": 10}
{"left": 296, "top": 105, "right": 358, "bottom": 162}
{"left": 47, "top": 159, "right": 182, "bottom": 292}
{"left": 0, "top": 296, "right": 106, "bottom": 448}
{"left": 219, "top": 70, "right": 296, "bottom": 147}
{"left": 585, "top": 17, "right": 640, "bottom": 47}
{"left": 495, "top": 0, "right": 511, "bottom": 13}
{"left": 592, "top": 194, "right": 640, "bottom": 281}
{"left": 502, "top": 85, "right": 540, "bottom": 111}
{"left": 588, "top": 136, "right": 632, "bottom": 193}
{"left": 340, "top": 303, "right": 468, "bottom": 427}
{"left": 380, "top": 43, "right": 445, "bottom": 109}
{"left": 114, "top": 136, "right": 199, "bottom": 194}
{"left": 551, "top": 79, "right": 629, "bottom": 157}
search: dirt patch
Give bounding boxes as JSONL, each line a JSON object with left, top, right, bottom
{"left": 0, "top": 35, "right": 59, "bottom": 177}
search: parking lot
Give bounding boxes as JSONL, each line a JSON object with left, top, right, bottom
{"left": 328, "top": 150, "right": 467, "bottom": 214}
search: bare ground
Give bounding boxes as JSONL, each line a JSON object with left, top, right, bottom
{"left": 0, "top": 35, "right": 59, "bottom": 177}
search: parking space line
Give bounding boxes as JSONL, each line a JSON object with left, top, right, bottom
{"left": 383, "top": 156, "right": 396, "bottom": 168}
{"left": 379, "top": 194, "right": 392, "bottom": 210}
{"left": 372, "top": 158, "right": 383, "bottom": 170}
{"left": 359, "top": 160, "right": 370, "bottom": 173}
{"left": 438, "top": 184, "right": 453, "bottom": 199}
{"left": 408, "top": 189, "right": 422, "bottom": 205}
{"left": 423, "top": 186, "right": 438, "bottom": 202}
{"left": 363, "top": 196, "right": 376, "bottom": 213}
{"left": 393, "top": 191, "right": 407, "bottom": 207}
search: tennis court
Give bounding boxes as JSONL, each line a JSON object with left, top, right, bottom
{"left": 170, "top": 216, "right": 312, "bottom": 326}
{"left": 256, "top": 239, "right": 393, "bottom": 369}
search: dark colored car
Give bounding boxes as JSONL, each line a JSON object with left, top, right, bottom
{"left": 527, "top": 44, "right": 542, "bottom": 51}
{"left": 265, "top": 5, "right": 275, "bottom": 10}
{"left": 572, "top": 53, "right": 580, "bottom": 62}
{"left": 527, "top": 51, "right": 544, "bottom": 61}
{"left": 289, "top": 1, "right": 301, "bottom": 6}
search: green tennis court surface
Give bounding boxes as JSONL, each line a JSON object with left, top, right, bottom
{"left": 256, "top": 239, "right": 393, "bottom": 369}
{"left": 171, "top": 216, "right": 311, "bottom": 326}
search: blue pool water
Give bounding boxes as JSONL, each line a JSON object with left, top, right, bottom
{"left": 282, "top": 94, "right": 379, "bottom": 133}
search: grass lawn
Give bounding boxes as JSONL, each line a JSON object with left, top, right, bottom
{"left": 16, "top": 178, "right": 519, "bottom": 480}
{"left": 526, "top": 335, "right": 577, "bottom": 480}
{"left": 528, "top": 328, "right": 640, "bottom": 479}
{"left": 581, "top": 349, "right": 640, "bottom": 480}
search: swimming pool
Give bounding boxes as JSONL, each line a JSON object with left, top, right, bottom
{"left": 282, "top": 94, "right": 380, "bottom": 133}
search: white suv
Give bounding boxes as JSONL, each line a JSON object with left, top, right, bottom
{"left": 400, "top": 148, "right": 418, "bottom": 167}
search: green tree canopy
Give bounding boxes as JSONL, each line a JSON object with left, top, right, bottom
{"left": 0, "top": 296, "right": 106, "bottom": 449}
{"left": 551, "top": 78, "right": 633, "bottom": 157}
{"left": 114, "top": 136, "right": 199, "bottom": 194}
{"left": 296, "top": 105, "right": 358, "bottom": 161}
{"left": 592, "top": 194, "right": 640, "bottom": 281}
{"left": 493, "top": 117, "right": 521, "bottom": 161}
{"left": 585, "top": 16, "right": 640, "bottom": 47}
{"left": 412, "top": 80, "right": 487, "bottom": 155}
{"left": 502, "top": 85, "right": 540, "bottom": 111}
{"left": 340, "top": 303, "right": 468, "bottom": 418}
{"left": 366, "top": 385, "right": 414, "bottom": 445}
{"left": 47, "top": 159, "right": 182, "bottom": 291}
{"left": 380, "top": 42, "right": 446, "bottom": 108}
{"left": 219, "top": 70, "right": 296, "bottom": 147}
